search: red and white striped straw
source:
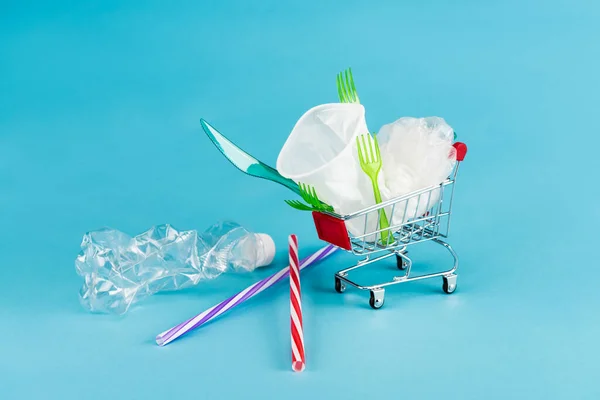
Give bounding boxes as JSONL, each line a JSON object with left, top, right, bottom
{"left": 289, "top": 234, "right": 305, "bottom": 372}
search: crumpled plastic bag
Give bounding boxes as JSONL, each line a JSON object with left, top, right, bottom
{"left": 378, "top": 117, "right": 456, "bottom": 225}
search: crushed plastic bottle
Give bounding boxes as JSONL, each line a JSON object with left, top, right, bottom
{"left": 75, "top": 221, "right": 276, "bottom": 314}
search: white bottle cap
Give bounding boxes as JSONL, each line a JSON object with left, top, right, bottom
{"left": 256, "top": 233, "right": 276, "bottom": 267}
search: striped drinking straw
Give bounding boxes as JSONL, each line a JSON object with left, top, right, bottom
{"left": 289, "top": 234, "right": 305, "bottom": 372}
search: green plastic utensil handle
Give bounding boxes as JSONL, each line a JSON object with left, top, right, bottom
{"left": 200, "top": 118, "right": 300, "bottom": 195}
{"left": 247, "top": 164, "right": 301, "bottom": 195}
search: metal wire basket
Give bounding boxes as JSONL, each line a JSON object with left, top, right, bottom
{"left": 311, "top": 142, "right": 468, "bottom": 309}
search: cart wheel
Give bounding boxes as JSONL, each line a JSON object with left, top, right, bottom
{"left": 442, "top": 274, "right": 457, "bottom": 294}
{"left": 369, "top": 290, "right": 385, "bottom": 309}
{"left": 396, "top": 253, "right": 407, "bottom": 270}
{"left": 334, "top": 277, "right": 346, "bottom": 293}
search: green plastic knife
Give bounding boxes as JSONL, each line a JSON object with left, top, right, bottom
{"left": 200, "top": 119, "right": 300, "bottom": 195}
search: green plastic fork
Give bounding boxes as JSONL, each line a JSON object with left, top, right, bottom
{"left": 285, "top": 183, "right": 334, "bottom": 213}
{"left": 284, "top": 199, "right": 315, "bottom": 211}
{"left": 356, "top": 133, "right": 392, "bottom": 244}
{"left": 337, "top": 68, "right": 360, "bottom": 104}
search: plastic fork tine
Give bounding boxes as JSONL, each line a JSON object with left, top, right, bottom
{"left": 349, "top": 68, "right": 359, "bottom": 102}
{"left": 356, "top": 136, "right": 364, "bottom": 163}
{"left": 342, "top": 74, "right": 350, "bottom": 101}
{"left": 344, "top": 70, "right": 352, "bottom": 101}
{"left": 346, "top": 69, "right": 357, "bottom": 102}
{"left": 299, "top": 201, "right": 313, "bottom": 211}
{"left": 367, "top": 134, "right": 375, "bottom": 162}
{"left": 286, "top": 199, "right": 309, "bottom": 211}
{"left": 344, "top": 70, "right": 354, "bottom": 103}
{"left": 337, "top": 73, "right": 344, "bottom": 102}
{"left": 370, "top": 134, "right": 380, "bottom": 162}
{"left": 306, "top": 185, "right": 314, "bottom": 202}
{"left": 284, "top": 200, "right": 312, "bottom": 211}
{"left": 337, "top": 72, "right": 345, "bottom": 102}
{"left": 344, "top": 70, "right": 350, "bottom": 101}
{"left": 373, "top": 134, "right": 381, "bottom": 160}
{"left": 299, "top": 183, "right": 310, "bottom": 203}
{"left": 305, "top": 185, "right": 315, "bottom": 203}
{"left": 361, "top": 134, "right": 369, "bottom": 163}
{"left": 308, "top": 186, "right": 317, "bottom": 204}
{"left": 359, "top": 134, "right": 365, "bottom": 161}
{"left": 306, "top": 185, "right": 314, "bottom": 203}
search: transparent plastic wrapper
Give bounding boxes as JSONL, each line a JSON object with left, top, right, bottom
{"left": 378, "top": 117, "right": 456, "bottom": 224}
{"left": 277, "top": 103, "right": 384, "bottom": 235}
{"left": 75, "top": 221, "right": 275, "bottom": 314}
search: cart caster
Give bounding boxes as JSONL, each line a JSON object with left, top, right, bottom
{"left": 369, "top": 289, "right": 385, "bottom": 309}
{"left": 442, "top": 274, "right": 457, "bottom": 294}
{"left": 334, "top": 277, "right": 346, "bottom": 293}
{"left": 396, "top": 253, "right": 408, "bottom": 270}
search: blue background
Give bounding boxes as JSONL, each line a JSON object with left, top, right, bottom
{"left": 1, "top": 0, "right": 599, "bottom": 398}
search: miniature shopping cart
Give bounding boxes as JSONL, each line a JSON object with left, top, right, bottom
{"left": 311, "top": 142, "right": 468, "bottom": 309}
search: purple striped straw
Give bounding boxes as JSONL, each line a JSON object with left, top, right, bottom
{"left": 156, "top": 244, "right": 338, "bottom": 346}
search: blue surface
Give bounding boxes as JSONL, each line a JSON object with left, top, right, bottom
{"left": 1, "top": 1, "right": 599, "bottom": 398}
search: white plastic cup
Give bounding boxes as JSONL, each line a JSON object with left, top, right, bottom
{"left": 277, "top": 103, "right": 383, "bottom": 236}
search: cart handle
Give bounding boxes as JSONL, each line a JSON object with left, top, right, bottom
{"left": 453, "top": 142, "right": 467, "bottom": 161}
